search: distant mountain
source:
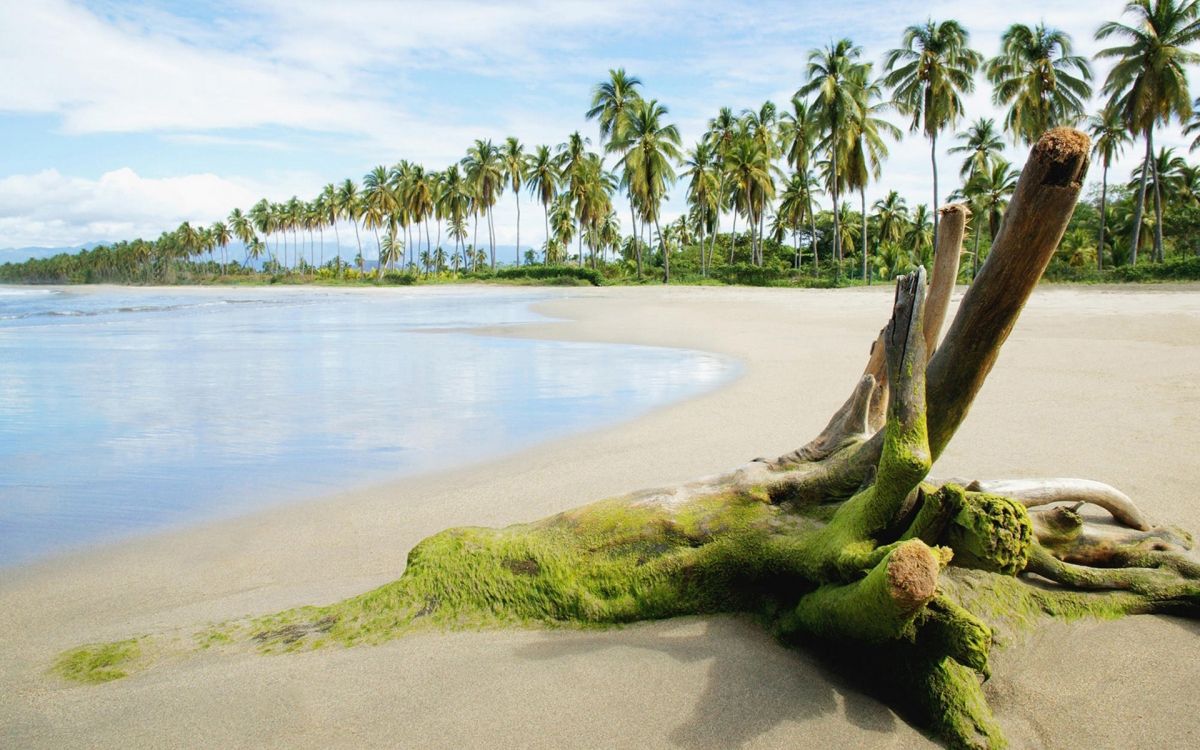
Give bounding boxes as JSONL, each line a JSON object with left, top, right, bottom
{"left": 0, "top": 243, "right": 101, "bottom": 264}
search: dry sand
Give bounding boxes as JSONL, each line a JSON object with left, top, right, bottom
{"left": 2, "top": 283, "right": 1199, "bottom": 748}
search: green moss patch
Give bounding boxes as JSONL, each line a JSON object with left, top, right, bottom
{"left": 53, "top": 638, "right": 142, "bottom": 684}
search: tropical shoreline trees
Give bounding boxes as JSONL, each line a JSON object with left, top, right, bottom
{"left": 9, "top": 9, "right": 1200, "bottom": 287}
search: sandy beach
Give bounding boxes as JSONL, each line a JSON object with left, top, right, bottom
{"left": 2, "top": 283, "right": 1199, "bottom": 749}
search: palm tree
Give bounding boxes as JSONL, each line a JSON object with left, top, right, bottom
{"left": 549, "top": 194, "right": 575, "bottom": 263}
{"left": 903, "top": 204, "right": 934, "bottom": 267}
{"left": 502, "top": 137, "right": 526, "bottom": 266}
{"left": 462, "top": 139, "right": 504, "bottom": 268}
{"left": 872, "top": 191, "right": 909, "bottom": 262}
{"left": 320, "top": 184, "right": 341, "bottom": 274}
{"left": 246, "top": 237, "right": 265, "bottom": 270}
{"left": 438, "top": 165, "right": 471, "bottom": 263}
{"left": 1088, "top": 106, "right": 1133, "bottom": 268}
{"left": 780, "top": 96, "right": 822, "bottom": 269}
{"left": 557, "top": 131, "right": 592, "bottom": 268}
{"left": 682, "top": 140, "right": 720, "bottom": 274}
{"left": 1097, "top": 0, "right": 1200, "bottom": 264}
{"left": 588, "top": 69, "right": 644, "bottom": 259}
{"left": 705, "top": 107, "right": 739, "bottom": 273}
{"left": 363, "top": 166, "right": 392, "bottom": 258}
{"left": 799, "top": 39, "right": 864, "bottom": 275}
{"left": 884, "top": 19, "right": 982, "bottom": 250}
{"left": 249, "top": 199, "right": 276, "bottom": 267}
{"left": 965, "top": 159, "right": 1019, "bottom": 277}
{"left": 337, "top": 179, "right": 364, "bottom": 266}
{"left": 1130, "top": 146, "right": 1188, "bottom": 197}
{"left": 1175, "top": 163, "right": 1200, "bottom": 206}
{"left": 525, "top": 145, "right": 560, "bottom": 265}
{"left": 228, "top": 208, "right": 256, "bottom": 268}
{"left": 741, "top": 101, "right": 781, "bottom": 264}
{"left": 777, "top": 172, "right": 815, "bottom": 268}
{"left": 176, "top": 221, "right": 200, "bottom": 273}
{"left": 402, "top": 165, "right": 434, "bottom": 259}
{"left": 844, "top": 66, "right": 900, "bottom": 282}
{"left": 722, "top": 135, "right": 774, "bottom": 266}
{"left": 618, "top": 99, "right": 682, "bottom": 282}
{"left": 210, "top": 221, "right": 231, "bottom": 276}
{"left": 986, "top": 23, "right": 1093, "bottom": 144}
{"left": 949, "top": 118, "right": 1005, "bottom": 180}
{"left": 284, "top": 197, "right": 303, "bottom": 270}
{"left": 379, "top": 229, "right": 402, "bottom": 278}
{"left": 587, "top": 68, "right": 644, "bottom": 146}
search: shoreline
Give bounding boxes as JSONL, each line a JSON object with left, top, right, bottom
{"left": 0, "top": 283, "right": 740, "bottom": 571}
{"left": 3, "top": 284, "right": 1200, "bottom": 748}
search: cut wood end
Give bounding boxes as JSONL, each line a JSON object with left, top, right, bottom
{"left": 1033, "top": 128, "right": 1091, "bottom": 187}
{"left": 938, "top": 203, "right": 970, "bottom": 218}
{"left": 886, "top": 540, "right": 939, "bottom": 611}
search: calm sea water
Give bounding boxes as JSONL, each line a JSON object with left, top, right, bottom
{"left": 0, "top": 286, "right": 733, "bottom": 567}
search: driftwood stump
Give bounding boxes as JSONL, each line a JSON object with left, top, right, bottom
{"left": 58, "top": 129, "right": 1200, "bottom": 749}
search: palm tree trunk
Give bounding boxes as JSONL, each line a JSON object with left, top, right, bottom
{"left": 832, "top": 146, "right": 841, "bottom": 281}
{"left": 972, "top": 213, "right": 982, "bottom": 280}
{"left": 1130, "top": 131, "right": 1151, "bottom": 266}
{"left": 1151, "top": 141, "right": 1165, "bottom": 263}
{"left": 352, "top": 221, "right": 363, "bottom": 269}
{"left": 472, "top": 212, "right": 479, "bottom": 272}
{"left": 656, "top": 216, "right": 669, "bottom": 283}
{"left": 1098, "top": 161, "right": 1108, "bottom": 271}
{"left": 318, "top": 227, "right": 325, "bottom": 270}
{"left": 757, "top": 209, "right": 765, "bottom": 266}
{"left": 488, "top": 210, "right": 497, "bottom": 270}
{"left": 514, "top": 193, "right": 521, "bottom": 267}
{"left": 544, "top": 202, "right": 551, "bottom": 265}
{"left": 629, "top": 200, "right": 642, "bottom": 278}
{"left": 708, "top": 179, "right": 723, "bottom": 275}
{"left": 861, "top": 186, "right": 868, "bottom": 284}
{"left": 729, "top": 211, "right": 738, "bottom": 263}
{"left": 425, "top": 220, "right": 433, "bottom": 270}
{"left": 808, "top": 197, "right": 819, "bottom": 273}
{"left": 931, "top": 132, "right": 940, "bottom": 256}
{"left": 488, "top": 208, "right": 497, "bottom": 269}
{"left": 333, "top": 221, "right": 342, "bottom": 276}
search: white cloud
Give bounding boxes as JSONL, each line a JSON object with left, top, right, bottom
{"left": 0, "top": 168, "right": 312, "bottom": 247}
{"left": 1, "top": 0, "right": 1197, "bottom": 249}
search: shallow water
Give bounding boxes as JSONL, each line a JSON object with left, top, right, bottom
{"left": 0, "top": 286, "right": 733, "bottom": 566}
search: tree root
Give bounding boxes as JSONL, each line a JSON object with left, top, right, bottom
{"left": 49, "top": 129, "right": 1200, "bottom": 750}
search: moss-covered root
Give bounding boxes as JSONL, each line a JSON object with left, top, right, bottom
{"left": 901, "top": 653, "right": 1005, "bottom": 750}
{"left": 1025, "top": 545, "right": 1200, "bottom": 608}
{"left": 782, "top": 539, "right": 947, "bottom": 642}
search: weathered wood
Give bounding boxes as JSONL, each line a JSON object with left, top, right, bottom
{"left": 924, "top": 203, "right": 968, "bottom": 356}
{"left": 925, "top": 129, "right": 1090, "bottom": 459}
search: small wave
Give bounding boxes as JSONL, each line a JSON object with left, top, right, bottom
{"left": 1, "top": 296, "right": 291, "bottom": 322}
{"left": 0, "top": 288, "right": 59, "bottom": 297}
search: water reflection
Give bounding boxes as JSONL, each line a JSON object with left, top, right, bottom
{"left": 0, "top": 288, "right": 733, "bottom": 566}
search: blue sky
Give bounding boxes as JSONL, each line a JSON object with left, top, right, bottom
{"left": 0, "top": 0, "right": 1192, "bottom": 252}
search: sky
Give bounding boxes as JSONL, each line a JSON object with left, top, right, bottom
{"left": 0, "top": 0, "right": 1194, "bottom": 255}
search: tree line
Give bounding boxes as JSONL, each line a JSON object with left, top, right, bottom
{"left": 5, "top": 0, "right": 1200, "bottom": 286}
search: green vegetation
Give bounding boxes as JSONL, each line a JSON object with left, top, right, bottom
{"left": 52, "top": 638, "right": 141, "bottom": 684}
{"left": 6, "top": 2, "right": 1200, "bottom": 290}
